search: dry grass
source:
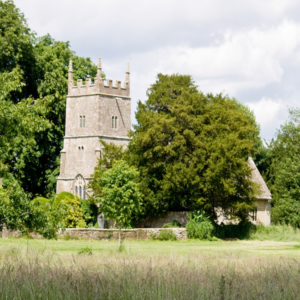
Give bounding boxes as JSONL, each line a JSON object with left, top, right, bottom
{"left": 0, "top": 244, "right": 300, "bottom": 299}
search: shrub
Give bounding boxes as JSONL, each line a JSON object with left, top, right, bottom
{"left": 214, "top": 221, "right": 255, "bottom": 239}
{"left": 186, "top": 211, "right": 214, "bottom": 239}
{"left": 76, "top": 219, "right": 87, "bottom": 228}
{"left": 162, "top": 220, "right": 182, "bottom": 228}
{"left": 78, "top": 247, "right": 93, "bottom": 255}
{"left": 152, "top": 230, "right": 177, "bottom": 241}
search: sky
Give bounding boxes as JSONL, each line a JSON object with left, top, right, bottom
{"left": 14, "top": 0, "right": 300, "bottom": 141}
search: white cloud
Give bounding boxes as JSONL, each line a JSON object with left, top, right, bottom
{"left": 12, "top": 0, "right": 300, "bottom": 140}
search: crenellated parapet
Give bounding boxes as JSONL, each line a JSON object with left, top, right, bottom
{"left": 68, "top": 57, "right": 130, "bottom": 98}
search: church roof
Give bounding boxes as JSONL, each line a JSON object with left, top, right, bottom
{"left": 248, "top": 157, "right": 272, "bottom": 200}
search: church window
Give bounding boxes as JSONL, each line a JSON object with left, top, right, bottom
{"left": 112, "top": 116, "right": 114, "bottom": 128}
{"left": 83, "top": 186, "right": 86, "bottom": 199}
{"left": 75, "top": 186, "right": 78, "bottom": 196}
{"left": 252, "top": 208, "right": 257, "bottom": 221}
{"left": 83, "top": 115, "right": 85, "bottom": 127}
{"left": 79, "top": 186, "right": 82, "bottom": 198}
{"left": 82, "top": 146, "right": 84, "bottom": 160}
{"left": 115, "top": 116, "right": 117, "bottom": 129}
{"left": 80, "top": 116, "right": 82, "bottom": 127}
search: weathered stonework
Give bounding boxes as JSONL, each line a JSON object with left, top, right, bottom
{"left": 1, "top": 228, "right": 187, "bottom": 240}
{"left": 56, "top": 58, "right": 131, "bottom": 195}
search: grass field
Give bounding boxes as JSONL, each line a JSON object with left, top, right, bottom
{"left": 0, "top": 238, "right": 300, "bottom": 299}
{"left": 1, "top": 237, "right": 300, "bottom": 256}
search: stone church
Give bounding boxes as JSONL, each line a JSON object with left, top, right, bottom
{"left": 56, "top": 58, "right": 271, "bottom": 226}
{"left": 56, "top": 58, "right": 131, "bottom": 197}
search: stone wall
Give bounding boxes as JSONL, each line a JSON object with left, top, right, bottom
{"left": 1, "top": 228, "right": 187, "bottom": 240}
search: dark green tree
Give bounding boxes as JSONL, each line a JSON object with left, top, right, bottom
{"left": 0, "top": 0, "right": 103, "bottom": 196}
{"left": 268, "top": 108, "right": 300, "bottom": 227}
{"left": 127, "top": 74, "right": 260, "bottom": 222}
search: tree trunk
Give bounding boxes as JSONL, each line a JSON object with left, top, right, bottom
{"left": 118, "top": 226, "right": 122, "bottom": 249}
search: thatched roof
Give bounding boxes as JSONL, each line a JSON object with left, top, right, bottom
{"left": 248, "top": 157, "right": 271, "bottom": 200}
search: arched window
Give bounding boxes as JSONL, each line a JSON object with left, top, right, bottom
{"left": 82, "top": 146, "right": 84, "bottom": 160}
{"left": 115, "top": 116, "right": 117, "bottom": 129}
{"left": 75, "top": 186, "right": 78, "bottom": 196}
{"left": 83, "top": 115, "right": 85, "bottom": 127}
{"left": 80, "top": 116, "right": 82, "bottom": 127}
{"left": 112, "top": 116, "right": 114, "bottom": 128}
{"left": 79, "top": 186, "right": 82, "bottom": 199}
{"left": 83, "top": 186, "right": 86, "bottom": 199}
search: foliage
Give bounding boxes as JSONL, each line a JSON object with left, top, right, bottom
{"left": 0, "top": 0, "right": 103, "bottom": 196}
{"left": 268, "top": 108, "right": 300, "bottom": 227}
{"left": 186, "top": 211, "right": 214, "bottom": 239}
{"left": 89, "top": 140, "right": 124, "bottom": 201}
{"left": 79, "top": 198, "right": 98, "bottom": 227}
{"left": 76, "top": 219, "right": 87, "bottom": 228}
{"left": 55, "top": 192, "right": 84, "bottom": 228}
{"left": 162, "top": 220, "right": 182, "bottom": 228}
{"left": 96, "top": 160, "right": 142, "bottom": 229}
{"left": 78, "top": 247, "right": 93, "bottom": 255}
{"left": 127, "top": 74, "right": 259, "bottom": 221}
{"left": 0, "top": 183, "right": 64, "bottom": 239}
{"left": 151, "top": 230, "right": 177, "bottom": 241}
{"left": 214, "top": 222, "right": 255, "bottom": 240}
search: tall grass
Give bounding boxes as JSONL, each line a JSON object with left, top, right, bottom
{"left": 0, "top": 246, "right": 300, "bottom": 299}
{"left": 248, "top": 224, "right": 300, "bottom": 241}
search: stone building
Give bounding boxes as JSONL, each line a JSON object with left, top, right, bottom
{"left": 56, "top": 58, "right": 131, "bottom": 196}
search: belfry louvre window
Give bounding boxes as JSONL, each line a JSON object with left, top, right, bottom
{"left": 112, "top": 116, "right": 117, "bottom": 128}
{"left": 80, "top": 116, "right": 85, "bottom": 127}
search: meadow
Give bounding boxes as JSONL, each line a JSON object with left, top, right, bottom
{"left": 0, "top": 236, "right": 300, "bottom": 299}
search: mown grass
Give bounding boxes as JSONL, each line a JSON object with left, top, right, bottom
{"left": 0, "top": 242, "right": 300, "bottom": 300}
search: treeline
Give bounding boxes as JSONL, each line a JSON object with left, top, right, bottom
{"left": 0, "top": 0, "right": 300, "bottom": 236}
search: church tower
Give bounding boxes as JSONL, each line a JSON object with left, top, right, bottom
{"left": 56, "top": 58, "right": 131, "bottom": 197}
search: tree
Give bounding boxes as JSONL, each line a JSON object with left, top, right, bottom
{"left": 268, "top": 108, "right": 300, "bottom": 227}
{"left": 127, "top": 73, "right": 260, "bottom": 222}
{"left": 88, "top": 140, "right": 124, "bottom": 201}
{"left": 96, "top": 160, "right": 142, "bottom": 248}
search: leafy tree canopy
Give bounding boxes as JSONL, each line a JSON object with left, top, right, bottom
{"left": 0, "top": 0, "right": 103, "bottom": 196}
{"left": 268, "top": 108, "right": 300, "bottom": 227}
{"left": 96, "top": 160, "right": 142, "bottom": 235}
{"left": 127, "top": 73, "right": 260, "bottom": 222}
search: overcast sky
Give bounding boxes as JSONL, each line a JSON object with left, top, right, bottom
{"left": 14, "top": 0, "right": 300, "bottom": 141}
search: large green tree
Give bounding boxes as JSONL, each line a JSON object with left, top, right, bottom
{"left": 127, "top": 74, "right": 260, "bottom": 222}
{"left": 0, "top": 0, "right": 102, "bottom": 196}
{"left": 268, "top": 108, "right": 300, "bottom": 227}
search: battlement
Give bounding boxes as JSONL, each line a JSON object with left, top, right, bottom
{"left": 68, "top": 58, "right": 130, "bottom": 98}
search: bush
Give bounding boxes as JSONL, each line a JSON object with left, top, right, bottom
{"left": 152, "top": 230, "right": 177, "bottom": 241}
{"left": 76, "top": 219, "right": 87, "bottom": 228}
{"left": 78, "top": 247, "right": 93, "bottom": 255}
{"left": 162, "top": 220, "right": 182, "bottom": 228}
{"left": 214, "top": 222, "right": 255, "bottom": 239}
{"left": 186, "top": 211, "right": 214, "bottom": 239}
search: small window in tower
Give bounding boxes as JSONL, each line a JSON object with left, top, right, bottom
{"left": 83, "top": 186, "right": 86, "bottom": 199}
{"left": 112, "top": 116, "right": 114, "bottom": 128}
{"left": 82, "top": 146, "right": 84, "bottom": 160}
{"left": 80, "top": 116, "right": 82, "bottom": 127}
{"left": 83, "top": 115, "right": 85, "bottom": 127}
{"left": 79, "top": 186, "right": 82, "bottom": 199}
{"left": 115, "top": 116, "right": 117, "bottom": 129}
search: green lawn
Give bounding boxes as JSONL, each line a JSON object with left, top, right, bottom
{"left": 1, "top": 237, "right": 300, "bottom": 257}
